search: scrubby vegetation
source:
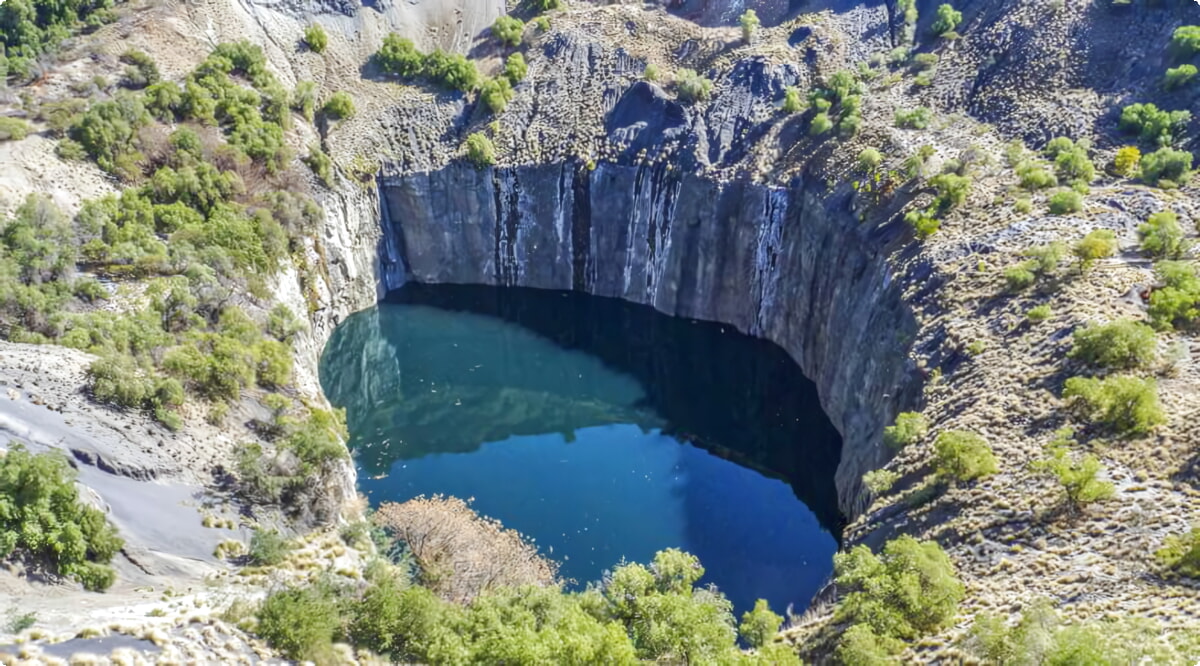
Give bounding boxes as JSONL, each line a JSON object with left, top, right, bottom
{"left": 491, "top": 15, "right": 524, "bottom": 47}
{"left": 884, "top": 412, "right": 927, "bottom": 450}
{"left": 0, "top": 444, "right": 123, "bottom": 590}
{"left": 1118, "top": 103, "right": 1191, "bottom": 148}
{"left": 933, "top": 430, "right": 998, "bottom": 482}
{"left": 1030, "top": 429, "right": 1113, "bottom": 513}
{"left": 930, "top": 3, "right": 962, "bottom": 37}
{"left": 465, "top": 132, "right": 495, "bottom": 168}
{"left": 674, "top": 69, "right": 713, "bottom": 103}
{"left": 1069, "top": 319, "right": 1156, "bottom": 371}
{"left": 1155, "top": 528, "right": 1200, "bottom": 579}
{"left": 303, "top": 24, "right": 327, "bottom": 53}
{"left": 374, "top": 34, "right": 478, "bottom": 92}
{"left": 1072, "top": 229, "right": 1117, "bottom": 271}
{"left": 1062, "top": 375, "right": 1164, "bottom": 436}
{"left": 0, "top": 0, "right": 116, "bottom": 80}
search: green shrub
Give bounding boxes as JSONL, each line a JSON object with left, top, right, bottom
{"left": 304, "top": 143, "right": 333, "bottom": 186}
{"left": 884, "top": 412, "right": 927, "bottom": 450}
{"left": 834, "top": 535, "right": 964, "bottom": 640}
{"left": 0, "top": 444, "right": 123, "bottom": 590}
{"left": 1049, "top": 141, "right": 1095, "bottom": 184}
{"left": 1149, "top": 261, "right": 1200, "bottom": 330}
{"left": 1072, "top": 229, "right": 1117, "bottom": 270}
{"left": 857, "top": 148, "right": 882, "bottom": 171}
{"left": 424, "top": 50, "right": 478, "bottom": 91}
{"left": 1155, "top": 527, "right": 1200, "bottom": 578}
{"left": 503, "top": 53, "right": 527, "bottom": 83}
{"left": 894, "top": 107, "right": 932, "bottom": 129}
{"left": 1026, "top": 304, "right": 1052, "bottom": 322}
{"left": 933, "top": 430, "right": 997, "bottom": 481}
{"left": 911, "top": 53, "right": 939, "bottom": 71}
{"left": 675, "top": 69, "right": 713, "bottom": 103}
{"left": 491, "top": 15, "right": 524, "bottom": 47}
{"left": 255, "top": 339, "right": 293, "bottom": 388}
{"left": 1062, "top": 375, "right": 1165, "bottom": 436}
{"left": 905, "top": 209, "right": 939, "bottom": 239}
{"left": 120, "top": 50, "right": 160, "bottom": 89}
{"left": 1112, "top": 146, "right": 1140, "bottom": 177}
{"left": 1069, "top": 319, "right": 1156, "bottom": 371}
{"left": 375, "top": 34, "right": 424, "bottom": 78}
{"left": 929, "top": 172, "right": 970, "bottom": 211}
{"left": 1118, "top": 103, "right": 1191, "bottom": 147}
{"left": 322, "top": 92, "right": 354, "bottom": 120}
{"left": 87, "top": 355, "right": 154, "bottom": 408}
{"left": 1048, "top": 189, "right": 1082, "bottom": 214}
{"left": 836, "top": 624, "right": 902, "bottom": 665}
{"left": 303, "top": 24, "right": 328, "bottom": 53}
{"left": 863, "top": 469, "right": 900, "bottom": 495}
{"left": 644, "top": 63, "right": 660, "bottom": 81}
{"left": 464, "top": 132, "right": 495, "bottom": 168}
{"left": 810, "top": 112, "right": 834, "bottom": 135}
{"left": 256, "top": 584, "right": 342, "bottom": 661}
{"left": 1004, "top": 264, "right": 1036, "bottom": 292}
{"left": 1171, "top": 25, "right": 1200, "bottom": 57}
{"left": 0, "top": 117, "right": 30, "bottom": 141}
{"left": 1016, "top": 162, "right": 1057, "bottom": 190}
{"left": 248, "top": 528, "right": 292, "bottom": 566}
{"left": 930, "top": 3, "right": 962, "bottom": 36}
{"left": 783, "top": 86, "right": 804, "bottom": 113}
{"left": 1139, "top": 147, "right": 1193, "bottom": 186}
{"left": 1031, "top": 445, "right": 1114, "bottom": 512}
{"left": 1164, "top": 64, "right": 1196, "bottom": 90}
{"left": 739, "top": 9, "right": 760, "bottom": 43}
{"left": 479, "top": 77, "right": 514, "bottom": 113}
{"left": 1139, "top": 211, "right": 1186, "bottom": 259}
{"left": 738, "top": 599, "right": 781, "bottom": 649}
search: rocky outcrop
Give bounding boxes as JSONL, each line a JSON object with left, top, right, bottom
{"left": 379, "top": 159, "right": 922, "bottom": 517}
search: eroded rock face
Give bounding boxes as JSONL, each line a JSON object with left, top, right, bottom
{"left": 380, "top": 159, "right": 921, "bottom": 517}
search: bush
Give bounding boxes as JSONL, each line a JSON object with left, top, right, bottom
{"left": 1004, "top": 264, "right": 1036, "bottom": 292}
{"left": 1072, "top": 229, "right": 1117, "bottom": 270}
{"left": 1155, "top": 528, "right": 1200, "bottom": 578}
{"left": 503, "top": 53, "right": 527, "bottom": 83}
{"left": 304, "top": 143, "right": 333, "bottom": 186}
{"left": 375, "top": 34, "right": 424, "bottom": 78}
{"left": 119, "top": 50, "right": 160, "bottom": 89}
{"left": 0, "top": 444, "right": 123, "bottom": 590}
{"left": 464, "top": 133, "right": 495, "bottom": 168}
{"left": 675, "top": 69, "right": 712, "bottom": 103}
{"left": 424, "top": 50, "right": 478, "bottom": 91}
{"left": 87, "top": 355, "right": 154, "bottom": 408}
{"left": 1112, "top": 146, "right": 1140, "bottom": 177}
{"left": 1118, "top": 103, "right": 1191, "bottom": 147}
{"left": 834, "top": 536, "right": 964, "bottom": 640}
{"left": 905, "top": 210, "right": 939, "bottom": 239}
{"left": 248, "top": 528, "right": 292, "bottom": 566}
{"left": 933, "top": 430, "right": 997, "bottom": 482}
{"left": 644, "top": 63, "right": 660, "bottom": 81}
{"left": 782, "top": 86, "right": 804, "bottom": 113}
{"left": 884, "top": 412, "right": 927, "bottom": 450}
{"left": 1171, "top": 25, "right": 1200, "bottom": 57}
{"left": 1063, "top": 375, "right": 1165, "bottom": 436}
{"left": 911, "top": 53, "right": 939, "bottom": 71}
{"left": 256, "top": 584, "right": 342, "bottom": 661}
{"left": 1016, "top": 162, "right": 1057, "bottom": 190}
{"left": 322, "top": 92, "right": 354, "bottom": 120}
{"left": 1031, "top": 445, "right": 1114, "bottom": 512}
{"left": 894, "top": 107, "right": 932, "bottom": 129}
{"left": 1027, "top": 304, "right": 1052, "bottom": 322}
{"left": 1149, "top": 261, "right": 1200, "bottom": 330}
{"left": 931, "top": 3, "right": 962, "bottom": 36}
{"left": 863, "top": 469, "right": 900, "bottom": 495}
{"left": 479, "top": 77, "right": 514, "bottom": 113}
{"left": 739, "top": 9, "right": 760, "bottom": 43}
{"left": 303, "top": 24, "right": 328, "bottom": 53}
{"left": 810, "top": 112, "right": 834, "bottom": 135}
{"left": 1069, "top": 319, "right": 1156, "bottom": 371}
{"left": 738, "top": 599, "right": 781, "bottom": 649}
{"left": 0, "top": 117, "right": 31, "bottom": 141}
{"left": 1139, "top": 147, "right": 1193, "bottom": 186}
{"left": 1048, "top": 189, "right": 1082, "bottom": 215}
{"left": 491, "top": 15, "right": 524, "bottom": 47}
{"left": 1050, "top": 141, "right": 1094, "bottom": 184}
{"left": 1164, "top": 64, "right": 1196, "bottom": 90}
{"left": 836, "top": 625, "right": 902, "bottom": 665}
{"left": 1138, "top": 210, "right": 1187, "bottom": 259}
{"left": 929, "top": 172, "right": 970, "bottom": 211}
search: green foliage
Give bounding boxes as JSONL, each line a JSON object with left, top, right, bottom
{"left": 863, "top": 469, "right": 900, "bottom": 495}
{"left": 480, "top": 76, "right": 514, "bottom": 113}
{"left": 120, "top": 50, "right": 160, "bottom": 89}
{"left": 248, "top": 528, "right": 292, "bottom": 566}
{"left": 0, "top": 0, "right": 115, "bottom": 80}
{"left": 858, "top": 147, "right": 882, "bottom": 171}
{"left": 1026, "top": 304, "right": 1052, "bottom": 322}
{"left": 1139, "top": 147, "right": 1194, "bottom": 186}
{"left": 1072, "top": 229, "right": 1117, "bottom": 270}
{"left": 1149, "top": 261, "right": 1200, "bottom": 330}
{"left": 503, "top": 52, "right": 527, "bottom": 83}
{"left": 533, "top": 0, "right": 560, "bottom": 11}
{"left": 464, "top": 132, "right": 495, "bottom": 168}
{"left": 304, "top": 143, "right": 333, "bottom": 186}
{"left": 782, "top": 86, "right": 804, "bottom": 113}
{"left": 933, "top": 430, "right": 997, "bottom": 481}
{"left": 1171, "top": 25, "right": 1200, "bottom": 57}
{"left": 303, "top": 23, "right": 328, "bottom": 53}
{"left": 1155, "top": 527, "right": 1200, "bottom": 579}
{"left": 1164, "top": 64, "right": 1196, "bottom": 90}
{"left": 884, "top": 412, "right": 927, "bottom": 450}
{"left": 0, "top": 444, "right": 122, "bottom": 590}
{"left": 905, "top": 209, "right": 939, "bottom": 239}
{"left": 1043, "top": 137, "right": 1094, "bottom": 184}
{"left": 836, "top": 624, "right": 902, "bottom": 665}
{"left": 1016, "top": 161, "right": 1057, "bottom": 190}
{"left": 1118, "top": 103, "right": 1191, "bottom": 147}
{"left": 1138, "top": 210, "right": 1187, "bottom": 259}
{"left": 675, "top": 69, "right": 712, "bottom": 103}
{"left": 1048, "top": 189, "right": 1082, "bottom": 215}
{"left": 0, "top": 117, "right": 29, "bottom": 142}
{"left": 491, "top": 15, "right": 524, "bottom": 47}
{"left": 1063, "top": 375, "right": 1165, "bottom": 436}
{"left": 810, "top": 112, "right": 834, "bottom": 135}
{"left": 834, "top": 535, "right": 964, "bottom": 640}
{"left": 291, "top": 80, "right": 318, "bottom": 122}
{"left": 322, "top": 91, "right": 354, "bottom": 120}
{"left": 643, "top": 63, "right": 660, "bottom": 81}
{"left": 1031, "top": 443, "right": 1114, "bottom": 512}
{"left": 739, "top": 9, "right": 760, "bottom": 43}
{"left": 1069, "top": 319, "right": 1156, "bottom": 371}
{"left": 931, "top": 3, "right": 962, "bottom": 36}
{"left": 375, "top": 34, "right": 424, "bottom": 78}
{"left": 738, "top": 599, "right": 781, "bottom": 649}
{"left": 423, "top": 50, "right": 479, "bottom": 92}
{"left": 70, "top": 94, "right": 152, "bottom": 179}
{"left": 894, "top": 107, "right": 932, "bottom": 129}
{"left": 257, "top": 583, "right": 342, "bottom": 661}
{"left": 929, "top": 172, "right": 970, "bottom": 211}
{"left": 1112, "top": 146, "right": 1140, "bottom": 177}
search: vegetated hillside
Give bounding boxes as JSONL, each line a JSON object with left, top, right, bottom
{"left": 0, "top": 0, "right": 1198, "bottom": 663}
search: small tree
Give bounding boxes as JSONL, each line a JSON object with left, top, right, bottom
{"left": 933, "top": 430, "right": 998, "bottom": 482}
{"left": 1048, "top": 189, "right": 1082, "bottom": 215}
{"left": 322, "top": 92, "right": 355, "bottom": 120}
{"left": 465, "top": 133, "right": 496, "bottom": 168}
{"left": 304, "top": 24, "right": 328, "bottom": 53}
{"left": 1031, "top": 445, "right": 1114, "bottom": 513}
{"left": 782, "top": 86, "right": 804, "bottom": 113}
{"left": 375, "top": 34, "right": 424, "bottom": 77}
{"left": 1072, "top": 229, "right": 1117, "bottom": 271}
{"left": 479, "top": 77, "right": 514, "bottom": 113}
{"left": 1063, "top": 375, "right": 1165, "bottom": 436}
{"left": 492, "top": 15, "right": 525, "bottom": 47}
{"left": 1170, "top": 25, "right": 1200, "bottom": 57}
{"left": 1138, "top": 211, "right": 1187, "bottom": 259}
{"left": 739, "top": 9, "right": 760, "bottom": 43}
{"left": 675, "top": 69, "right": 712, "bottom": 103}
{"left": 810, "top": 112, "right": 834, "bottom": 135}
{"left": 503, "top": 53, "right": 527, "bottom": 83}
{"left": 1069, "top": 319, "right": 1156, "bottom": 371}
{"left": 884, "top": 412, "right": 928, "bottom": 450}
{"left": 1139, "top": 147, "right": 1193, "bottom": 187}
{"left": 931, "top": 3, "right": 962, "bottom": 37}
{"left": 738, "top": 599, "right": 782, "bottom": 649}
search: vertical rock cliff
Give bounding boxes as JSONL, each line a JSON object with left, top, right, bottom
{"left": 379, "top": 161, "right": 921, "bottom": 516}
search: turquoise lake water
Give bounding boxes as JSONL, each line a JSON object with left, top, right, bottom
{"left": 319, "top": 284, "right": 842, "bottom": 616}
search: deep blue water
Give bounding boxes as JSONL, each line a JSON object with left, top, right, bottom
{"left": 319, "top": 284, "right": 842, "bottom": 617}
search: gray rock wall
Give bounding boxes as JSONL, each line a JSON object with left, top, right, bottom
{"left": 380, "top": 160, "right": 921, "bottom": 517}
